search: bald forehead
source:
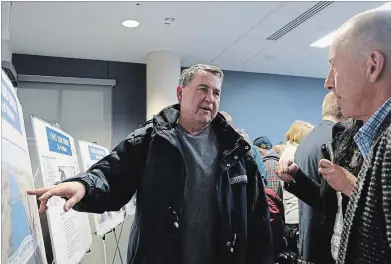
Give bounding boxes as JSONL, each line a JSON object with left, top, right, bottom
{"left": 332, "top": 10, "right": 391, "bottom": 57}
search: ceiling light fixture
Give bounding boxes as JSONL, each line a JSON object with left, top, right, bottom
{"left": 122, "top": 19, "right": 140, "bottom": 28}
{"left": 310, "top": 1, "right": 391, "bottom": 48}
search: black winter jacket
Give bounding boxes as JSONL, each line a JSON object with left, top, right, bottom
{"left": 65, "top": 104, "right": 274, "bottom": 264}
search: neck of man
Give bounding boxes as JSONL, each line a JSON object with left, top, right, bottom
{"left": 322, "top": 115, "right": 347, "bottom": 123}
{"left": 177, "top": 115, "right": 210, "bottom": 135}
{"left": 362, "top": 84, "right": 391, "bottom": 123}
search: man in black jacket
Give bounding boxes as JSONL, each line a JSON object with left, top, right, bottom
{"left": 28, "top": 64, "right": 273, "bottom": 264}
{"left": 278, "top": 119, "right": 362, "bottom": 264}
{"left": 293, "top": 92, "right": 346, "bottom": 263}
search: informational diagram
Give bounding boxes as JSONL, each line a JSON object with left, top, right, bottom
{"left": 1, "top": 70, "right": 47, "bottom": 264}
{"left": 31, "top": 116, "right": 92, "bottom": 264}
{"left": 78, "top": 140, "right": 125, "bottom": 237}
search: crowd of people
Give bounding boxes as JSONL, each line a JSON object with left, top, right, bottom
{"left": 27, "top": 8, "right": 391, "bottom": 264}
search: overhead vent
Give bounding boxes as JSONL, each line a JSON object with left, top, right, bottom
{"left": 266, "top": 1, "right": 333, "bottom": 41}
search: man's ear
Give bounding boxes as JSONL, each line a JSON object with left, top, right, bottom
{"left": 177, "top": 85, "right": 183, "bottom": 103}
{"left": 367, "top": 50, "right": 385, "bottom": 82}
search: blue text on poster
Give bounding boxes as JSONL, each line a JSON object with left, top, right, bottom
{"left": 46, "top": 127, "right": 72, "bottom": 156}
{"left": 88, "top": 145, "right": 106, "bottom": 161}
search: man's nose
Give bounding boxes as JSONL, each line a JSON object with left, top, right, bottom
{"left": 204, "top": 90, "right": 215, "bottom": 102}
{"left": 324, "top": 68, "right": 335, "bottom": 91}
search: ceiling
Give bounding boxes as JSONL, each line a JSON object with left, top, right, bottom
{"left": 8, "top": 1, "right": 386, "bottom": 79}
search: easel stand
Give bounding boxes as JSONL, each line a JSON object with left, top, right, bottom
{"left": 94, "top": 228, "right": 124, "bottom": 264}
{"left": 113, "top": 228, "right": 124, "bottom": 264}
{"left": 102, "top": 234, "right": 108, "bottom": 264}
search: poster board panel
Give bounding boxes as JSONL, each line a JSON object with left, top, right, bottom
{"left": 78, "top": 140, "right": 124, "bottom": 237}
{"left": 1, "top": 70, "right": 48, "bottom": 264}
{"left": 31, "top": 116, "right": 92, "bottom": 264}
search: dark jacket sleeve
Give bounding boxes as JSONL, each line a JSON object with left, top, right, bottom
{"left": 246, "top": 156, "right": 274, "bottom": 264}
{"left": 284, "top": 168, "right": 323, "bottom": 210}
{"left": 62, "top": 124, "right": 152, "bottom": 213}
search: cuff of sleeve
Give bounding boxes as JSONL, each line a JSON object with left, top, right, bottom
{"left": 59, "top": 173, "right": 95, "bottom": 212}
{"left": 283, "top": 169, "right": 305, "bottom": 191}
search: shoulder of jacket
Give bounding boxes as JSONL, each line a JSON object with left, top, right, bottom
{"left": 126, "top": 120, "right": 154, "bottom": 142}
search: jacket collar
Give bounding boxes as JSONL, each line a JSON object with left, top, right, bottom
{"left": 152, "top": 104, "right": 251, "bottom": 155}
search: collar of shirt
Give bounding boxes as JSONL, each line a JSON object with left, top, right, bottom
{"left": 354, "top": 97, "right": 391, "bottom": 158}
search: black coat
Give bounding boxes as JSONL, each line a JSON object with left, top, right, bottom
{"left": 65, "top": 104, "right": 273, "bottom": 264}
{"left": 284, "top": 121, "right": 353, "bottom": 264}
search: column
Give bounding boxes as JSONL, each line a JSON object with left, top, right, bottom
{"left": 146, "top": 51, "right": 181, "bottom": 120}
{"left": 1, "top": 1, "right": 12, "bottom": 63}
{"left": 2, "top": 40, "right": 12, "bottom": 63}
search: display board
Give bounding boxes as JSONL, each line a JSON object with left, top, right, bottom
{"left": 1, "top": 70, "right": 47, "bottom": 264}
{"left": 78, "top": 140, "right": 124, "bottom": 237}
{"left": 31, "top": 116, "right": 92, "bottom": 264}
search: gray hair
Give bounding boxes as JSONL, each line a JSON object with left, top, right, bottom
{"left": 179, "top": 64, "right": 224, "bottom": 87}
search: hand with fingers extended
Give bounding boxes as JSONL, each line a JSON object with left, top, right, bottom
{"left": 318, "top": 159, "right": 357, "bottom": 197}
{"left": 277, "top": 158, "right": 298, "bottom": 183}
{"left": 27, "top": 181, "right": 86, "bottom": 213}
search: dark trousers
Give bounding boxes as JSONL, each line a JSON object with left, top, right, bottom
{"left": 285, "top": 224, "right": 299, "bottom": 257}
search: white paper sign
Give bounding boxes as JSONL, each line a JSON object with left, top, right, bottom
{"left": 78, "top": 140, "right": 125, "bottom": 237}
{"left": 31, "top": 116, "right": 92, "bottom": 264}
{"left": 1, "top": 71, "right": 47, "bottom": 264}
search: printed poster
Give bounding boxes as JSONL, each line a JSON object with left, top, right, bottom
{"left": 1, "top": 70, "right": 47, "bottom": 264}
{"left": 78, "top": 140, "right": 125, "bottom": 237}
{"left": 31, "top": 116, "right": 92, "bottom": 264}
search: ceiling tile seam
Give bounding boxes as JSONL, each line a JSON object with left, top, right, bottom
{"left": 241, "top": 45, "right": 273, "bottom": 65}
{"left": 278, "top": 52, "right": 315, "bottom": 71}
{"left": 209, "top": 1, "right": 286, "bottom": 63}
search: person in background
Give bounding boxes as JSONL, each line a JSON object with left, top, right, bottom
{"left": 254, "top": 136, "right": 282, "bottom": 197}
{"left": 272, "top": 142, "right": 286, "bottom": 156}
{"left": 220, "top": 111, "right": 268, "bottom": 184}
{"left": 28, "top": 64, "right": 274, "bottom": 264}
{"left": 253, "top": 136, "right": 273, "bottom": 157}
{"left": 294, "top": 92, "right": 347, "bottom": 264}
{"left": 280, "top": 120, "right": 314, "bottom": 259}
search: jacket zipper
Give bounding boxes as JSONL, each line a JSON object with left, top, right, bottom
{"left": 156, "top": 125, "right": 187, "bottom": 220}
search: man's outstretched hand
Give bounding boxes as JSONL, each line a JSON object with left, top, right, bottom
{"left": 27, "top": 182, "right": 86, "bottom": 213}
{"left": 277, "top": 158, "right": 298, "bottom": 183}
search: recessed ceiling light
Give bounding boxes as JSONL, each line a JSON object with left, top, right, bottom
{"left": 310, "top": 1, "right": 391, "bottom": 48}
{"left": 122, "top": 20, "right": 140, "bottom": 28}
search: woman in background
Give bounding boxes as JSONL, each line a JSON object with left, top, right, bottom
{"left": 280, "top": 120, "right": 314, "bottom": 258}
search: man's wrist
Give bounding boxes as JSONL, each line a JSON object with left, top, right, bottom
{"left": 343, "top": 178, "right": 357, "bottom": 197}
